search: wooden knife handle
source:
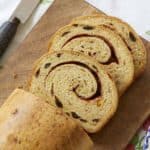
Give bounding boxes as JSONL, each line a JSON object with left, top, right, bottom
{"left": 0, "top": 18, "right": 20, "bottom": 56}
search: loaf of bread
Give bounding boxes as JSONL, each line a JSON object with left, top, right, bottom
{"left": 29, "top": 51, "right": 118, "bottom": 133}
{"left": 48, "top": 24, "right": 134, "bottom": 95}
{"left": 0, "top": 89, "right": 93, "bottom": 150}
{"left": 71, "top": 15, "right": 147, "bottom": 78}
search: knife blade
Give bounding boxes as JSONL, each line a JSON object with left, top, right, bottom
{"left": 0, "top": 0, "right": 40, "bottom": 56}
{"left": 10, "top": 0, "right": 40, "bottom": 24}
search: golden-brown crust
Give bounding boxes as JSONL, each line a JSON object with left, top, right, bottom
{"left": 0, "top": 89, "right": 93, "bottom": 150}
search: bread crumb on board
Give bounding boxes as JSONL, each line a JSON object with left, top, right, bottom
{"left": 17, "top": 85, "right": 23, "bottom": 89}
{"left": 13, "top": 72, "right": 18, "bottom": 79}
{"left": 0, "top": 65, "right": 3, "bottom": 69}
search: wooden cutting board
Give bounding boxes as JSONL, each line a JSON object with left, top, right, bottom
{"left": 0, "top": 0, "right": 150, "bottom": 149}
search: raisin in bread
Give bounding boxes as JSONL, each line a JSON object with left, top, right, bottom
{"left": 71, "top": 15, "right": 147, "bottom": 78}
{"left": 0, "top": 89, "right": 93, "bottom": 150}
{"left": 48, "top": 24, "right": 134, "bottom": 95}
{"left": 28, "top": 51, "right": 118, "bottom": 133}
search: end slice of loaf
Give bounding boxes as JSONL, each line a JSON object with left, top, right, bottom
{"left": 0, "top": 89, "right": 93, "bottom": 150}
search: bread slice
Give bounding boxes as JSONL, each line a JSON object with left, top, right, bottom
{"left": 28, "top": 51, "right": 118, "bottom": 133}
{"left": 0, "top": 89, "right": 93, "bottom": 150}
{"left": 48, "top": 24, "right": 134, "bottom": 95}
{"left": 71, "top": 15, "right": 147, "bottom": 78}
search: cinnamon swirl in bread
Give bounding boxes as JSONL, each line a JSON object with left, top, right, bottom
{"left": 71, "top": 15, "right": 147, "bottom": 78}
{"left": 29, "top": 51, "right": 118, "bottom": 133}
{"left": 48, "top": 24, "right": 134, "bottom": 95}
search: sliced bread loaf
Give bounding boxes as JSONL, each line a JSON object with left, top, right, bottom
{"left": 48, "top": 24, "right": 134, "bottom": 95}
{"left": 71, "top": 15, "right": 147, "bottom": 78}
{"left": 29, "top": 51, "right": 118, "bottom": 133}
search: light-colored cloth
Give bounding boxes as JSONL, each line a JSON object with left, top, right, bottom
{"left": 86, "top": 0, "right": 150, "bottom": 41}
{"left": 143, "top": 127, "right": 150, "bottom": 150}
{"left": 0, "top": 0, "right": 149, "bottom": 149}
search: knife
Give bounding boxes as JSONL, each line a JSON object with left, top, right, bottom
{"left": 0, "top": 0, "right": 40, "bottom": 56}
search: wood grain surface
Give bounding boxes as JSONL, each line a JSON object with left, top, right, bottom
{"left": 0, "top": 0, "right": 150, "bottom": 149}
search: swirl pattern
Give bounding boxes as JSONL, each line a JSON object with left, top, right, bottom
{"left": 29, "top": 51, "right": 118, "bottom": 133}
{"left": 49, "top": 24, "right": 134, "bottom": 95}
{"left": 71, "top": 15, "right": 147, "bottom": 78}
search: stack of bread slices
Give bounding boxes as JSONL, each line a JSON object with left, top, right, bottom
{"left": 28, "top": 15, "right": 147, "bottom": 134}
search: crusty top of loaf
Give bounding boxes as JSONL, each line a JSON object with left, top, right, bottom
{"left": 0, "top": 89, "right": 93, "bottom": 150}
